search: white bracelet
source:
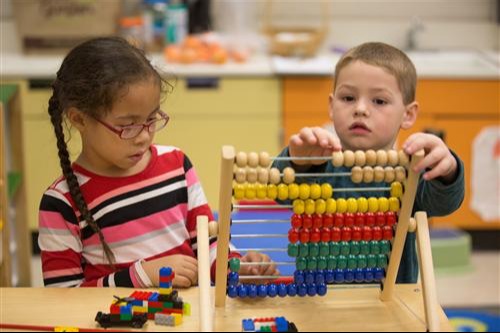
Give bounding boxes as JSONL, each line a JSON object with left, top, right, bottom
{"left": 134, "top": 260, "right": 154, "bottom": 288}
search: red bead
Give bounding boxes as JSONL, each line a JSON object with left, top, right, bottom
{"left": 299, "top": 228, "right": 310, "bottom": 243}
{"left": 310, "top": 228, "right": 321, "bottom": 243}
{"left": 365, "top": 212, "right": 375, "bottom": 227}
{"left": 344, "top": 213, "right": 355, "bottom": 227}
{"left": 303, "top": 214, "right": 313, "bottom": 229}
{"left": 372, "top": 226, "right": 383, "bottom": 241}
{"left": 291, "top": 214, "right": 303, "bottom": 228}
{"left": 321, "top": 227, "right": 331, "bottom": 242}
{"left": 383, "top": 225, "right": 393, "bottom": 240}
{"left": 386, "top": 212, "right": 397, "bottom": 227}
{"left": 334, "top": 213, "right": 344, "bottom": 228}
{"left": 323, "top": 213, "right": 334, "bottom": 228}
{"left": 341, "top": 227, "right": 352, "bottom": 242}
{"left": 375, "top": 212, "right": 386, "bottom": 226}
{"left": 331, "top": 227, "right": 341, "bottom": 242}
{"left": 288, "top": 228, "right": 299, "bottom": 243}
{"left": 354, "top": 213, "right": 365, "bottom": 227}
{"left": 312, "top": 214, "right": 323, "bottom": 228}
{"left": 352, "top": 226, "right": 362, "bottom": 241}
{"left": 362, "top": 226, "right": 372, "bottom": 241}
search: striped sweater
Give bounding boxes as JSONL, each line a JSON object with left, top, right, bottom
{"left": 39, "top": 145, "right": 237, "bottom": 287}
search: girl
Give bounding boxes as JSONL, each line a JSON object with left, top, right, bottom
{"left": 39, "top": 37, "right": 276, "bottom": 288}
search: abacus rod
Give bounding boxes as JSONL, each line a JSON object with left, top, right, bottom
{"left": 239, "top": 261, "right": 296, "bottom": 266}
{"left": 272, "top": 156, "right": 332, "bottom": 161}
{"left": 231, "top": 234, "right": 288, "bottom": 238}
{"left": 238, "top": 275, "right": 292, "bottom": 280}
{"left": 237, "top": 248, "right": 288, "bottom": 252}
{"left": 232, "top": 219, "right": 290, "bottom": 224}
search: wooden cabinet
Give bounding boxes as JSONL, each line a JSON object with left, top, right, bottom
{"left": 283, "top": 77, "right": 499, "bottom": 230}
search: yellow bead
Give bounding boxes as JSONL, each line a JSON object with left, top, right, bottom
{"left": 315, "top": 199, "right": 326, "bottom": 214}
{"left": 389, "top": 197, "right": 400, "bottom": 212}
{"left": 390, "top": 181, "right": 403, "bottom": 198}
{"left": 357, "top": 197, "right": 368, "bottom": 213}
{"left": 347, "top": 198, "right": 358, "bottom": 213}
{"left": 245, "top": 183, "right": 256, "bottom": 199}
{"left": 267, "top": 184, "right": 278, "bottom": 200}
{"left": 321, "top": 183, "right": 333, "bottom": 199}
{"left": 325, "top": 198, "right": 337, "bottom": 213}
{"left": 305, "top": 199, "right": 316, "bottom": 215}
{"left": 310, "top": 184, "right": 321, "bottom": 200}
{"left": 288, "top": 183, "right": 300, "bottom": 200}
{"left": 293, "top": 199, "right": 305, "bottom": 214}
{"left": 378, "top": 197, "right": 389, "bottom": 212}
{"left": 368, "top": 197, "right": 379, "bottom": 213}
{"left": 299, "top": 183, "right": 311, "bottom": 200}
{"left": 277, "top": 183, "right": 289, "bottom": 201}
{"left": 256, "top": 183, "right": 267, "bottom": 199}
{"left": 233, "top": 183, "right": 245, "bottom": 200}
{"left": 336, "top": 198, "right": 347, "bottom": 213}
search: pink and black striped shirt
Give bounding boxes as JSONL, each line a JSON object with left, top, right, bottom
{"left": 39, "top": 145, "right": 237, "bottom": 287}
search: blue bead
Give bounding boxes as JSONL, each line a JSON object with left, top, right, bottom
{"left": 287, "top": 283, "right": 297, "bottom": 296}
{"left": 267, "top": 284, "right": 278, "bottom": 297}
{"left": 294, "top": 270, "right": 304, "bottom": 284}
{"left": 307, "top": 283, "right": 317, "bottom": 296}
{"left": 325, "top": 269, "right": 335, "bottom": 284}
{"left": 317, "top": 283, "right": 327, "bottom": 296}
{"left": 374, "top": 267, "right": 384, "bottom": 282}
{"left": 257, "top": 284, "right": 268, "bottom": 297}
{"left": 247, "top": 284, "right": 257, "bottom": 298}
{"left": 365, "top": 268, "right": 374, "bottom": 282}
{"left": 334, "top": 269, "right": 345, "bottom": 283}
{"left": 228, "top": 271, "right": 239, "bottom": 286}
{"left": 354, "top": 268, "right": 365, "bottom": 283}
{"left": 305, "top": 270, "right": 315, "bottom": 284}
{"left": 237, "top": 284, "right": 248, "bottom": 298}
{"left": 278, "top": 283, "right": 288, "bottom": 297}
{"left": 297, "top": 283, "right": 307, "bottom": 297}
{"left": 315, "top": 270, "right": 325, "bottom": 284}
{"left": 345, "top": 269, "right": 355, "bottom": 283}
{"left": 228, "top": 285, "right": 238, "bottom": 298}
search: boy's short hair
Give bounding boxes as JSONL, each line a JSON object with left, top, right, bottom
{"left": 334, "top": 42, "right": 417, "bottom": 105}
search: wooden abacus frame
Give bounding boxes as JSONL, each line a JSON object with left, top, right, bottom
{"left": 198, "top": 146, "right": 442, "bottom": 332}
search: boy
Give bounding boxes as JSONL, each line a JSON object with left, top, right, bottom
{"left": 273, "top": 42, "right": 464, "bottom": 282}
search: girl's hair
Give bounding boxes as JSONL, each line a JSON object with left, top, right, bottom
{"left": 48, "top": 37, "right": 171, "bottom": 266}
{"left": 334, "top": 42, "right": 417, "bottom": 105}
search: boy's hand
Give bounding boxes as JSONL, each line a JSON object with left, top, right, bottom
{"left": 403, "top": 133, "right": 458, "bottom": 183}
{"left": 141, "top": 254, "right": 198, "bottom": 288}
{"left": 239, "top": 251, "right": 279, "bottom": 284}
{"left": 289, "top": 127, "right": 342, "bottom": 167}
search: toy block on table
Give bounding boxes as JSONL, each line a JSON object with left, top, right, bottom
{"left": 242, "top": 317, "right": 298, "bottom": 332}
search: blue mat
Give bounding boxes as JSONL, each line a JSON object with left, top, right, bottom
{"left": 445, "top": 309, "right": 500, "bottom": 332}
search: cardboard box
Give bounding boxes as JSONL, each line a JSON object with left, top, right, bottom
{"left": 13, "top": 0, "right": 122, "bottom": 54}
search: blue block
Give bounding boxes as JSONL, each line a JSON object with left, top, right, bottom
{"left": 148, "top": 292, "right": 159, "bottom": 302}
{"left": 237, "top": 284, "right": 248, "bottom": 298}
{"left": 267, "top": 284, "right": 278, "bottom": 297}
{"left": 275, "top": 317, "right": 288, "bottom": 332}
{"left": 287, "top": 283, "right": 297, "bottom": 296}
{"left": 294, "top": 270, "right": 304, "bottom": 284}
{"left": 242, "top": 319, "right": 255, "bottom": 331}
{"left": 278, "top": 283, "right": 288, "bottom": 297}
{"left": 317, "top": 282, "right": 327, "bottom": 296}
{"left": 297, "top": 283, "right": 307, "bottom": 297}
{"left": 159, "top": 281, "right": 172, "bottom": 288}
{"left": 257, "top": 284, "right": 268, "bottom": 297}
{"left": 248, "top": 284, "right": 258, "bottom": 298}
{"left": 160, "top": 267, "right": 172, "bottom": 278}
{"left": 227, "top": 285, "right": 238, "bottom": 298}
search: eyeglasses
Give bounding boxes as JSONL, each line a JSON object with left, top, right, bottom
{"left": 94, "top": 110, "right": 169, "bottom": 139}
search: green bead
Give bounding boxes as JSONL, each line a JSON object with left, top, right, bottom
{"left": 229, "top": 258, "right": 240, "bottom": 272}
{"left": 370, "top": 240, "right": 381, "bottom": 255}
{"left": 360, "top": 241, "right": 370, "bottom": 255}
{"left": 299, "top": 243, "right": 309, "bottom": 257}
{"left": 340, "top": 241, "right": 350, "bottom": 256}
{"left": 367, "top": 254, "right": 377, "bottom": 268}
{"left": 329, "top": 242, "right": 340, "bottom": 256}
{"left": 309, "top": 243, "right": 320, "bottom": 257}
{"left": 317, "top": 256, "right": 327, "bottom": 270}
{"left": 296, "top": 257, "right": 307, "bottom": 270}
{"left": 357, "top": 254, "right": 367, "bottom": 268}
{"left": 337, "top": 255, "right": 347, "bottom": 269}
{"left": 287, "top": 243, "right": 299, "bottom": 257}
{"left": 327, "top": 255, "right": 337, "bottom": 270}
{"left": 319, "top": 242, "right": 330, "bottom": 256}
{"left": 307, "top": 257, "right": 318, "bottom": 270}
{"left": 380, "top": 240, "right": 391, "bottom": 255}
{"left": 347, "top": 254, "right": 357, "bottom": 269}
{"left": 350, "top": 241, "right": 360, "bottom": 255}
{"left": 377, "top": 254, "right": 388, "bottom": 268}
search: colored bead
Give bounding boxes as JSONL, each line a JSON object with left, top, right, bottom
{"left": 229, "top": 258, "right": 240, "bottom": 272}
{"left": 374, "top": 267, "right": 385, "bottom": 282}
{"left": 367, "top": 254, "right": 377, "bottom": 268}
{"left": 308, "top": 242, "right": 319, "bottom": 257}
{"left": 384, "top": 166, "right": 395, "bottom": 183}
{"left": 269, "top": 168, "right": 281, "bottom": 185}
{"left": 365, "top": 212, "right": 375, "bottom": 227}
{"left": 351, "top": 166, "right": 363, "bottom": 183}
{"left": 256, "top": 183, "right": 267, "bottom": 199}
{"left": 305, "top": 270, "right": 315, "bottom": 284}
{"left": 294, "top": 270, "right": 305, "bottom": 284}
{"left": 375, "top": 212, "right": 386, "bottom": 226}
{"left": 312, "top": 214, "right": 323, "bottom": 228}
{"left": 235, "top": 152, "right": 247, "bottom": 167}
{"left": 315, "top": 270, "right": 325, "bottom": 284}
{"left": 365, "top": 149, "right": 377, "bottom": 166}
{"left": 288, "top": 228, "right": 299, "bottom": 243}
{"left": 355, "top": 268, "right": 365, "bottom": 282}
{"left": 327, "top": 256, "right": 337, "bottom": 270}
{"left": 380, "top": 240, "right": 391, "bottom": 254}
{"left": 288, "top": 183, "right": 300, "bottom": 200}
{"left": 347, "top": 255, "right": 357, "bottom": 269}
{"left": 310, "top": 183, "right": 321, "bottom": 200}
{"left": 329, "top": 242, "right": 340, "bottom": 256}
{"left": 336, "top": 198, "right": 347, "bottom": 213}
{"left": 303, "top": 214, "right": 313, "bottom": 229}
{"left": 267, "top": 184, "right": 278, "bottom": 200}
{"left": 363, "top": 166, "right": 374, "bottom": 183}
{"left": 341, "top": 226, "right": 352, "bottom": 242}
{"left": 377, "top": 254, "right": 388, "bottom": 268}
{"left": 297, "top": 283, "right": 307, "bottom": 297}
{"left": 277, "top": 183, "right": 289, "bottom": 201}
{"left": 282, "top": 167, "right": 295, "bottom": 184}
{"left": 372, "top": 226, "right": 383, "bottom": 241}
{"left": 373, "top": 166, "right": 385, "bottom": 182}
{"left": 383, "top": 225, "right": 393, "bottom": 240}
{"left": 317, "top": 256, "right": 327, "bottom": 270}
{"left": 334, "top": 213, "right": 344, "bottom": 228}
{"left": 344, "top": 213, "right": 355, "bottom": 227}
{"left": 362, "top": 226, "right": 373, "bottom": 241}
{"left": 299, "top": 228, "right": 310, "bottom": 243}
{"left": 317, "top": 283, "right": 327, "bottom": 296}
{"left": 337, "top": 255, "right": 347, "bottom": 269}
{"left": 367, "top": 197, "right": 378, "bottom": 213}
{"left": 357, "top": 197, "right": 368, "bottom": 213}
{"left": 257, "top": 284, "right": 268, "bottom": 297}
{"left": 228, "top": 271, "right": 239, "bottom": 285}
{"left": 258, "top": 167, "right": 269, "bottom": 184}
{"left": 299, "top": 183, "right": 310, "bottom": 200}
{"left": 352, "top": 226, "right": 362, "bottom": 241}
{"left": 331, "top": 227, "right": 341, "bottom": 242}
{"left": 350, "top": 241, "right": 360, "bottom": 255}
{"left": 370, "top": 240, "right": 381, "bottom": 255}
{"left": 344, "top": 150, "right": 355, "bottom": 167}
{"left": 248, "top": 284, "right": 258, "bottom": 298}
{"left": 315, "top": 199, "right": 326, "bottom": 215}
{"left": 259, "top": 152, "right": 271, "bottom": 167}
{"left": 378, "top": 197, "right": 389, "bottom": 212}
{"left": 292, "top": 199, "right": 305, "bottom": 214}
{"left": 228, "top": 285, "right": 238, "bottom": 298}
{"left": 233, "top": 183, "right": 245, "bottom": 200}
{"left": 238, "top": 284, "right": 248, "bottom": 298}
{"left": 325, "top": 269, "right": 335, "bottom": 283}
{"left": 291, "top": 214, "right": 303, "bottom": 228}
{"left": 310, "top": 228, "right": 321, "bottom": 243}
{"left": 357, "top": 254, "right": 367, "bottom": 268}
{"left": 287, "top": 283, "right": 297, "bottom": 296}
{"left": 332, "top": 151, "right": 344, "bottom": 167}
{"left": 278, "top": 283, "right": 288, "bottom": 297}
{"left": 386, "top": 211, "right": 397, "bottom": 226}
{"left": 325, "top": 198, "right": 337, "bottom": 213}
{"left": 345, "top": 269, "right": 355, "bottom": 283}
{"left": 340, "top": 241, "right": 350, "bottom": 256}
{"left": 389, "top": 197, "right": 400, "bottom": 212}
{"left": 304, "top": 199, "right": 316, "bottom": 215}
{"left": 334, "top": 269, "right": 345, "bottom": 283}
{"left": 307, "top": 257, "right": 318, "bottom": 270}
{"left": 247, "top": 152, "right": 259, "bottom": 168}
{"left": 288, "top": 243, "right": 299, "bottom": 257}
{"left": 246, "top": 168, "right": 258, "bottom": 183}
{"left": 376, "top": 150, "right": 388, "bottom": 166}
{"left": 321, "top": 228, "right": 331, "bottom": 242}
{"left": 319, "top": 242, "right": 330, "bottom": 256}
{"left": 298, "top": 243, "right": 309, "bottom": 257}
{"left": 307, "top": 284, "right": 317, "bottom": 296}
{"left": 323, "top": 213, "right": 334, "bottom": 228}
{"left": 321, "top": 183, "right": 333, "bottom": 199}
{"left": 390, "top": 181, "right": 403, "bottom": 198}
{"left": 267, "top": 284, "right": 277, "bottom": 297}
{"left": 354, "top": 150, "right": 366, "bottom": 166}
{"left": 365, "top": 268, "right": 374, "bottom": 282}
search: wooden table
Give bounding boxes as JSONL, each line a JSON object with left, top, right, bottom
{"left": 0, "top": 285, "right": 451, "bottom": 331}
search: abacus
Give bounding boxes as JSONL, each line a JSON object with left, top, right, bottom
{"left": 199, "top": 146, "right": 441, "bottom": 331}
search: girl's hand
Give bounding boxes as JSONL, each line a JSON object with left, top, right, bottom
{"left": 142, "top": 254, "right": 198, "bottom": 288}
{"left": 238, "top": 251, "right": 279, "bottom": 284}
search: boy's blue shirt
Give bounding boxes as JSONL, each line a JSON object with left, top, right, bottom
{"left": 272, "top": 147, "right": 465, "bottom": 283}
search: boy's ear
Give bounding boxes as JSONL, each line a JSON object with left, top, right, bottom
{"left": 67, "top": 107, "right": 87, "bottom": 131}
{"left": 401, "top": 101, "right": 419, "bottom": 130}
{"left": 328, "top": 93, "right": 335, "bottom": 120}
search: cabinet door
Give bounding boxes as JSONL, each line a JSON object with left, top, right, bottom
{"left": 430, "top": 118, "right": 499, "bottom": 229}
{"left": 155, "top": 78, "right": 281, "bottom": 209}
